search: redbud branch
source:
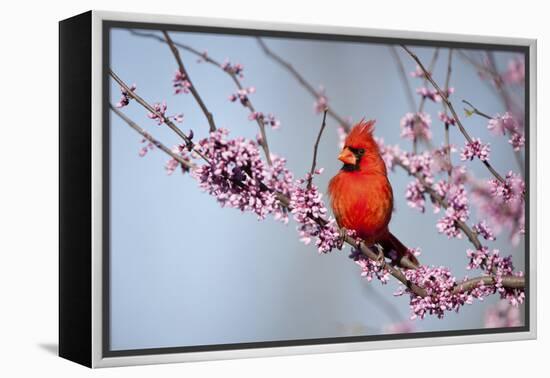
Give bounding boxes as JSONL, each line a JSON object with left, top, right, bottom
{"left": 401, "top": 45, "right": 511, "bottom": 187}
{"left": 162, "top": 30, "right": 217, "bottom": 133}
{"left": 414, "top": 48, "right": 439, "bottom": 154}
{"left": 394, "top": 160, "right": 483, "bottom": 251}
{"left": 443, "top": 49, "right": 454, "bottom": 176}
{"left": 462, "top": 99, "right": 525, "bottom": 177}
{"left": 109, "top": 104, "right": 196, "bottom": 170}
{"left": 256, "top": 37, "right": 351, "bottom": 132}
{"left": 108, "top": 69, "right": 211, "bottom": 164}
{"left": 389, "top": 46, "right": 417, "bottom": 111}
{"left": 307, "top": 109, "right": 329, "bottom": 189}
{"left": 130, "top": 29, "right": 273, "bottom": 165}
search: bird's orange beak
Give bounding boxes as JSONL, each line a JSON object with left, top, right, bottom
{"left": 338, "top": 147, "right": 356, "bottom": 165}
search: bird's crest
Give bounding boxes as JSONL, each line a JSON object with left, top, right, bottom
{"left": 344, "top": 119, "right": 376, "bottom": 147}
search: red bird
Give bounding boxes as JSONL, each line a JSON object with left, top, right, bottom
{"left": 328, "top": 120, "right": 419, "bottom": 268}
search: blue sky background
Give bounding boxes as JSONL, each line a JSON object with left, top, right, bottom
{"left": 109, "top": 27, "right": 525, "bottom": 350}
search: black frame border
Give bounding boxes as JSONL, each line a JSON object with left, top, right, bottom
{"left": 101, "top": 19, "right": 531, "bottom": 359}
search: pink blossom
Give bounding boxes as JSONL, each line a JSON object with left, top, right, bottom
{"left": 400, "top": 112, "right": 432, "bottom": 141}
{"left": 194, "top": 128, "right": 285, "bottom": 221}
{"left": 460, "top": 138, "right": 491, "bottom": 162}
{"left": 410, "top": 65, "right": 427, "bottom": 78}
{"left": 485, "top": 300, "right": 522, "bottom": 328}
{"left": 438, "top": 111, "right": 456, "bottom": 127}
{"left": 383, "top": 321, "right": 416, "bottom": 334}
{"left": 488, "top": 112, "right": 520, "bottom": 136}
{"left": 165, "top": 144, "right": 192, "bottom": 175}
{"left": 147, "top": 102, "right": 167, "bottom": 125}
{"left": 354, "top": 252, "right": 390, "bottom": 284}
{"left": 314, "top": 87, "right": 328, "bottom": 114}
{"left": 509, "top": 132, "right": 525, "bottom": 151}
{"left": 173, "top": 70, "right": 192, "bottom": 94}
{"left": 115, "top": 84, "right": 136, "bottom": 108}
{"left": 229, "top": 87, "right": 255, "bottom": 106}
{"left": 138, "top": 136, "right": 155, "bottom": 157}
{"left": 290, "top": 173, "right": 340, "bottom": 253}
{"left": 473, "top": 221, "right": 496, "bottom": 241}
{"left": 248, "top": 112, "right": 281, "bottom": 129}
{"left": 222, "top": 60, "right": 245, "bottom": 78}
{"left": 436, "top": 184, "right": 470, "bottom": 239}
{"left": 503, "top": 58, "right": 525, "bottom": 85}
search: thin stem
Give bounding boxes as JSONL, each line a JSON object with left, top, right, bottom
{"left": 443, "top": 49, "right": 454, "bottom": 176}
{"left": 257, "top": 37, "right": 351, "bottom": 132}
{"left": 109, "top": 69, "right": 211, "bottom": 164}
{"left": 110, "top": 104, "right": 196, "bottom": 170}
{"left": 389, "top": 46, "right": 417, "bottom": 111}
{"left": 418, "top": 48, "right": 440, "bottom": 113}
{"left": 401, "top": 45, "right": 510, "bottom": 186}
{"left": 307, "top": 109, "right": 329, "bottom": 189}
{"left": 462, "top": 99, "right": 492, "bottom": 120}
{"left": 132, "top": 29, "right": 273, "bottom": 165}
{"left": 162, "top": 30, "right": 216, "bottom": 132}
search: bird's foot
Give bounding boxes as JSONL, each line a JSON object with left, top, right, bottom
{"left": 337, "top": 227, "right": 348, "bottom": 250}
{"left": 374, "top": 245, "right": 387, "bottom": 266}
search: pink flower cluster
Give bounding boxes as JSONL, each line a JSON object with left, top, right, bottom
{"left": 354, "top": 252, "right": 391, "bottom": 284}
{"left": 165, "top": 143, "right": 192, "bottom": 175}
{"left": 416, "top": 87, "right": 454, "bottom": 102}
{"left": 147, "top": 102, "right": 183, "bottom": 125}
{"left": 436, "top": 184, "right": 470, "bottom": 239}
{"left": 290, "top": 172, "right": 341, "bottom": 253}
{"left": 438, "top": 112, "right": 456, "bottom": 127}
{"left": 248, "top": 112, "right": 281, "bottom": 129}
{"left": 488, "top": 112, "right": 524, "bottom": 151}
{"left": 173, "top": 70, "right": 192, "bottom": 94}
{"left": 229, "top": 87, "right": 256, "bottom": 106}
{"left": 193, "top": 128, "right": 283, "bottom": 220}
{"left": 485, "top": 300, "right": 522, "bottom": 328}
{"left": 472, "top": 172, "right": 525, "bottom": 245}
{"left": 222, "top": 60, "right": 245, "bottom": 78}
{"left": 400, "top": 112, "right": 432, "bottom": 141}
{"left": 115, "top": 84, "right": 136, "bottom": 108}
{"left": 460, "top": 138, "right": 491, "bottom": 162}
{"left": 503, "top": 58, "right": 525, "bottom": 85}
{"left": 138, "top": 136, "right": 155, "bottom": 157}
{"left": 465, "top": 247, "right": 525, "bottom": 306}
{"left": 473, "top": 221, "right": 496, "bottom": 241}
{"left": 410, "top": 65, "right": 427, "bottom": 78}
{"left": 314, "top": 88, "right": 328, "bottom": 114}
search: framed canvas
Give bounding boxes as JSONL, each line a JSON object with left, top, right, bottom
{"left": 59, "top": 10, "right": 537, "bottom": 368}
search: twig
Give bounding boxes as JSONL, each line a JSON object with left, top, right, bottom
{"left": 257, "top": 37, "right": 351, "bottom": 132}
{"left": 395, "top": 160, "right": 483, "bottom": 250}
{"left": 389, "top": 46, "right": 417, "bottom": 111}
{"left": 442, "top": 49, "right": 454, "bottom": 176}
{"left": 109, "top": 68, "right": 211, "bottom": 164}
{"left": 401, "top": 45, "right": 510, "bottom": 186}
{"left": 462, "top": 99, "right": 492, "bottom": 120}
{"left": 110, "top": 104, "right": 196, "bottom": 170}
{"left": 418, "top": 48, "right": 440, "bottom": 113}
{"left": 307, "top": 109, "right": 329, "bottom": 189}
{"left": 462, "top": 99, "right": 525, "bottom": 176}
{"left": 162, "top": 30, "right": 217, "bottom": 133}
{"left": 131, "top": 29, "right": 273, "bottom": 165}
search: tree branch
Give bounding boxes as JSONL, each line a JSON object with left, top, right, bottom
{"left": 401, "top": 45, "right": 510, "bottom": 186}
{"left": 109, "top": 68, "right": 211, "bottom": 164}
{"left": 109, "top": 104, "right": 196, "bottom": 171}
{"left": 131, "top": 29, "right": 273, "bottom": 165}
{"left": 389, "top": 46, "right": 417, "bottom": 111}
{"left": 161, "top": 30, "right": 217, "bottom": 133}
{"left": 307, "top": 108, "right": 329, "bottom": 189}
{"left": 257, "top": 37, "right": 351, "bottom": 132}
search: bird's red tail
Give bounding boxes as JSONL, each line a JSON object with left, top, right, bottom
{"left": 379, "top": 232, "right": 419, "bottom": 269}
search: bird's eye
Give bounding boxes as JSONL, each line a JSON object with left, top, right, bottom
{"left": 357, "top": 148, "right": 365, "bottom": 155}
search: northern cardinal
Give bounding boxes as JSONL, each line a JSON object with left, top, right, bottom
{"left": 328, "top": 120, "right": 419, "bottom": 269}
